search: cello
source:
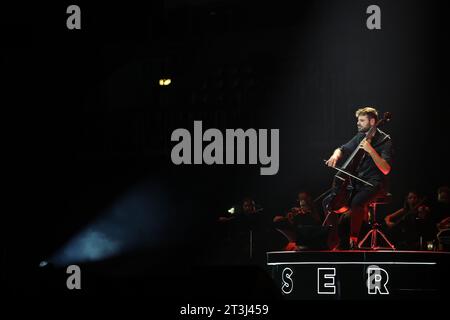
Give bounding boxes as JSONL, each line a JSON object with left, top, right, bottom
{"left": 325, "top": 112, "right": 392, "bottom": 214}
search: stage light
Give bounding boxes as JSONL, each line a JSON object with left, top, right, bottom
{"left": 49, "top": 181, "right": 169, "bottom": 267}
{"left": 228, "top": 207, "right": 235, "bottom": 214}
{"left": 39, "top": 261, "right": 48, "bottom": 268}
{"left": 159, "top": 78, "right": 172, "bottom": 86}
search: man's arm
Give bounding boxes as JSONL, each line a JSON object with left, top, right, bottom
{"left": 326, "top": 133, "right": 362, "bottom": 167}
{"left": 437, "top": 217, "right": 450, "bottom": 231}
{"left": 360, "top": 139, "right": 391, "bottom": 175}
{"left": 384, "top": 208, "right": 405, "bottom": 227}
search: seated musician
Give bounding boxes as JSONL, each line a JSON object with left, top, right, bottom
{"left": 434, "top": 186, "right": 450, "bottom": 251}
{"left": 384, "top": 191, "right": 431, "bottom": 249}
{"left": 217, "top": 197, "right": 267, "bottom": 263}
{"left": 324, "top": 107, "right": 393, "bottom": 250}
{"left": 273, "top": 191, "right": 321, "bottom": 250}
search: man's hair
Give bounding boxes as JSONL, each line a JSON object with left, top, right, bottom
{"left": 403, "top": 190, "right": 420, "bottom": 210}
{"left": 355, "top": 107, "right": 378, "bottom": 122}
{"left": 298, "top": 191, "right": 314, "bottom": 210}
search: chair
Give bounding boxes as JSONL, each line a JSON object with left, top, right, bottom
{"left": 358, "top": 193, "right": 396, "bottom": 250}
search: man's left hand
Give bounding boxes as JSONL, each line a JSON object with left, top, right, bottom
{"left": 359, "top": 138, "right": 374, "bottom": 154}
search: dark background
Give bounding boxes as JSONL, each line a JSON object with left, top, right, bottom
{"left": 2, "top": 0, "right": 449, "bottom": 297}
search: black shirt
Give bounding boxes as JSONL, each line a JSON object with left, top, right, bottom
{"left": 339, "top": 129, "right": 393, "bottom": 189}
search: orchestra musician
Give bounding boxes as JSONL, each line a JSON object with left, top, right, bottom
{"left": 434, "top": 186, "right": 450, "bottom": 251}
{"left": 384, "top": 191, "right": 431, "bottom": 249}
{"left": 217, "top": 197, "right": 268, "bottom": 263}
{"left": 273, "top": 191, "right": 321, "bottom": 250}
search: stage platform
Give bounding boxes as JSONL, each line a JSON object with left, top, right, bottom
{"left": 267, "top": 250, "right": 450, "bottom": 299}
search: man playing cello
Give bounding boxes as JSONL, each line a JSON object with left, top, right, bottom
{"left": 324, "top": 107, "right": 393, "bottom": 250}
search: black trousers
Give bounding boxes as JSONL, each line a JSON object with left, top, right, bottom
{"left": 323, "top": 183, "right": 383, "bottom": 244}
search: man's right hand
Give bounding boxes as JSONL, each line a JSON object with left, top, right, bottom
{"left": 325, "top": 155, "right": 339, "bottom": 167}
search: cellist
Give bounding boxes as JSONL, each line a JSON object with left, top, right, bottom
{"left": 324, "top": 107, "right": 393, "bottom": 250}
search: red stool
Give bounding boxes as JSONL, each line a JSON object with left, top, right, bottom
{"left": 358, "top": 193, "right": 396, "bottom": 250}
